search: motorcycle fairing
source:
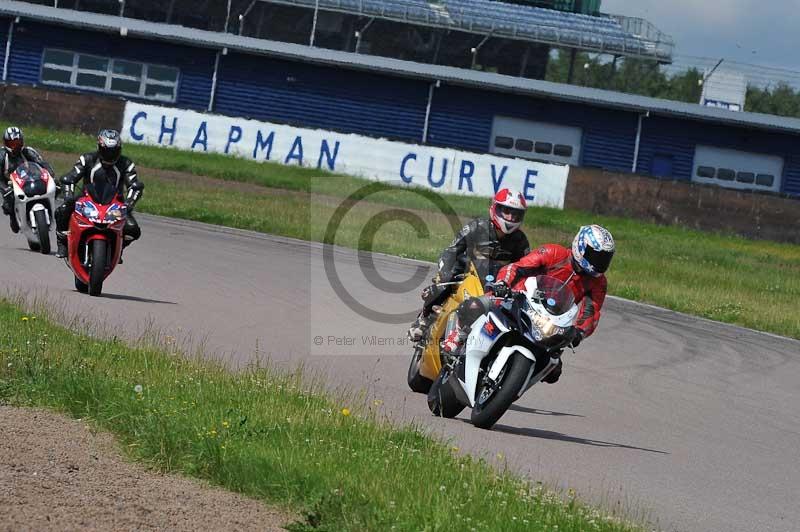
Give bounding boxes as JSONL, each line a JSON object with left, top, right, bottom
{"left": 68, "top": 195, "right": 126, "bottom": 284}
{"left": 9, "top": 163, "right": 56, "bottom": 248}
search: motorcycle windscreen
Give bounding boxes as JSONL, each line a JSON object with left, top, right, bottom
{"left": 533, "top": 275, "right": 576, "bottom": 315}
{"left": 14, "top": 163, "right": 48, "bottom": 197}
{"left": 85, "top": 178, "right": 118, "bottom": 205}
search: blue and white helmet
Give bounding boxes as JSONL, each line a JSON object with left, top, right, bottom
{"left": 572, "top": 225, "right": 615, "bottom": 277}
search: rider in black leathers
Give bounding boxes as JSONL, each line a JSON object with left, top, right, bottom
{"left": 55, "top": 129, "right": 144, "bottom": 259}
{"left": 1, "top": 126, "right": 55, "bottom": 233}
{"left": 407, "top": 188, "right": 530, "bottom": 342}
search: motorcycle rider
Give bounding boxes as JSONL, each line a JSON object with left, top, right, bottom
{"left": 1, "top": 127, "right": 55, "bottom": 233}
{"left": 407, "top": 188, "right": 531, "bottom": 342}
{"left": 55, "top": 129, "right": 144, "bottom": 259}
{"left": 440, "top": 224, "right": 615, "bottom": 384}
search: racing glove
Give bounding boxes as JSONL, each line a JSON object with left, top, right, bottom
{"left": 487, "top": 281, "right": 510, "bottom": 298}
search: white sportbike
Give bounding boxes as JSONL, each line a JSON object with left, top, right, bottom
{"left": 428, "top": 275, "right": 580, "bottom": 429}
{"left": 8, "top": 162, "right": 57, "bottom": 254}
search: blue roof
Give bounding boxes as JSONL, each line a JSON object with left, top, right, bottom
{"left": 2, "top": 0, "right": 800, "bottom": 136}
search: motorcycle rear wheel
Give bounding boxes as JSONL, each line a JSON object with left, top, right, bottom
{"left": 470, "top": 352, "right": 532, "bottom": 430}
{"left": 88, "top": 240, "right": 107, "bottom": 297}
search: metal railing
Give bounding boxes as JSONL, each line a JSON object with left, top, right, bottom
{"left": 256, "top": 0, "right": 674, "bottom": 61}
{"left": 39, "top": 0, "right": 674, "bottom": 62}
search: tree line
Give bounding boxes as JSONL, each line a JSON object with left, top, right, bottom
{"left": 545, "top": 50, "right": 800, "bottom": 119}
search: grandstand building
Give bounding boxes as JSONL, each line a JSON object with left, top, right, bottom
{"left": 20, "top": 0, "right": 674, "bottom": 81}
{"left": 1, "top": 1, "right": 799, "bottom": 197}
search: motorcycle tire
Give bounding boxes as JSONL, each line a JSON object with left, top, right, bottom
{"left": 407, "top": 345, "right": 433, "bottom": 394}
{"left": 88, "top": 240, "right": 106, "bottom": 297}
{"left": 34, "top": 210, "right": 50, "bottom": 255}
{"left": 470, "top": 352, "right": 533, "bottom": 430}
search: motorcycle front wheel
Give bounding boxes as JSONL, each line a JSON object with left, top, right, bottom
{"left": 470, "top": 352, "right": 532, "bottom": 429}
{"left": 34, "top": 210, "right": 51, "bottom": 255}
{"left": 88, "top": 240, "right": 107, "bottom": 296}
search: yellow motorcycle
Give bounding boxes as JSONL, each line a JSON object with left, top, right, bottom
{"left": 407, "top": 263, "right": 486, "bottom": 394}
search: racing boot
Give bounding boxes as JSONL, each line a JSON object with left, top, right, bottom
{"left": 441, "top": 326, "right": 468, "bottom": 357}
{"left": 55, "top": 231, "right": 68, "bottom": 258}
{"left": 542, "top": 359, "right": 563, "bottom": 384}
{"left": 8, "top": 212, "right": 19, "bottom": 234}
{"left": 2, "top": 195, "right": 19, "bottom": 233}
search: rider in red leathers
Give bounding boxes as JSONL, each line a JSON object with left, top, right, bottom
{"left": 441, "top": 224, "right": 615, "bottom": 384}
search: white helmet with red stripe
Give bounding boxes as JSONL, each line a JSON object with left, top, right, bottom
{"left": 490, "top": 188, "right": 528, "bottom": 235}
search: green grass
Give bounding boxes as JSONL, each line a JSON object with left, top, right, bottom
{"left": 14, "top": 124, "right": 800, "bottom": 338}
{"left": 0, "top": 302, "right": 644, "bottom": 532}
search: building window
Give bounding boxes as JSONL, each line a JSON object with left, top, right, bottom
{"left": 534, "top": 142, "right": 553, "bottom": 154}
{"left": 41, "top": 48, "right": 179, "bottom": 103}
{"left": 494, "top": 136, "right": 514, "bottom": 149}
{"left": 553, "top": 144, "right": 573, "bottom": 157}
{"left": 514, "top": 139, "right": 534, "bottom": 152}
{"left": 716, "top": 168, "right": 735, "bottom": 181}
{"left": 736, "top": 172, "right": 755, "bottom": 184}
{"left": 696, "top": 166, "right": 716, "bottom": 178}
{"left": 756, "top": 174, "right": 775, "bottom": 187}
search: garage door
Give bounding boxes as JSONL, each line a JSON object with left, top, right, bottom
{"left": 692, "top": 145, "right": 783, "bottom": 193}
{"left": 490, "top": 116, "right": 582, "bottom": 166}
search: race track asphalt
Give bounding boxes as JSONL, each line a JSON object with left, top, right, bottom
{"left": 2, "top": 213, "right": 798, "bottom": 532}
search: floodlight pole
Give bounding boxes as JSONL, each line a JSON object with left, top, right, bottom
{"left": 354, "top": 18, "right": 375, "bottom": 54}
{"left": 119, "top": 0, "right": 125, "bottom": 17}
{"left": 224, "top": 0, "right": 232, "bottom": 33}
{"left": 309, "top": 0, "right": 320, "bottom": 47}
{"left": 239, "top": 0, "right": 259, "bottom": 36}
{"left": 471, "top": 34, "right": 491, "bottom": 69}
{"left": 567, "top": 49, "right": 577, "bottom": 83}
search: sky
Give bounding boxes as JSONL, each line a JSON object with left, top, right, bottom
{"left": 601, "top": 0, "right": 800, "bottom": 71}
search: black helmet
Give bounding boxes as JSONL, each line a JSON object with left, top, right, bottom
{"left": 97, "top": 129, "right": 122, "bottom": 165}
{"left": 3, "top": 126, "right": 24, "bottom": 157}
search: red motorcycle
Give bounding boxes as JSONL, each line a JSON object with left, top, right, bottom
{"left": 65, "top": 181, "right": 127, "bottom": 296}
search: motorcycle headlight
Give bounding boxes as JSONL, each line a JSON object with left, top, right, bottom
{"left": 104, "top": 205, "right": 127, "bottom": 222}
{"left": 529, "top": 310, "right": 566, "bottom": 339}
{"left": 77, "top": 201, "right": 100, "bottom": 221}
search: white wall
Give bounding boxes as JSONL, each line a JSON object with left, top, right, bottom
{"left": 122, "top": 102, "right": 570, "bottom": 208}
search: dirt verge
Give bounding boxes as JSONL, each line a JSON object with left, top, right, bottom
{"left": 0, "top": 406, "right": 293, "bottom": 531}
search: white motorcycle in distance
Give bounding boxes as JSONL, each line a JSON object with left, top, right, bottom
{"left": 8, "top": 162, "right": 57, "bottom": 254}
{"left": 428, "top": 275, "right": 580, "bottom": 429}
